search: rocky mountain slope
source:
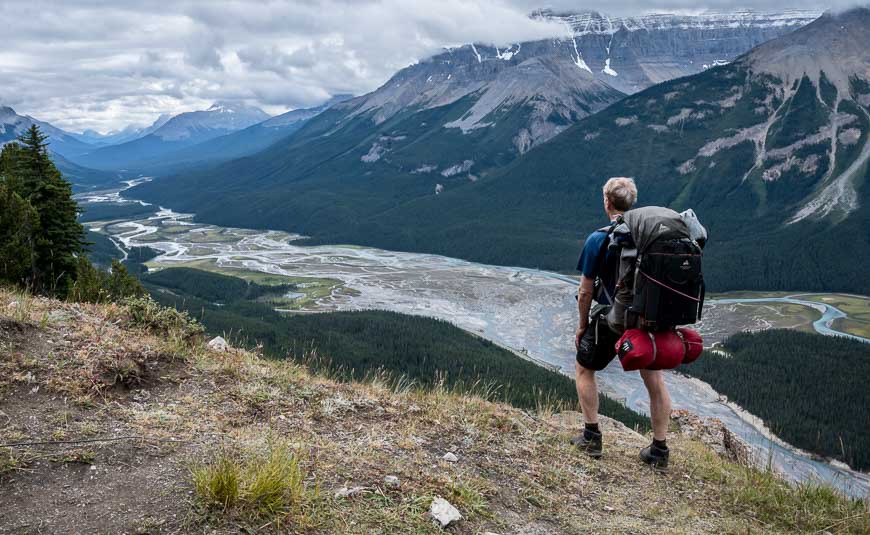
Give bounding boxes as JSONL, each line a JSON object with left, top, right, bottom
{"left": 74, "top": 102, "right": 271, "bottom": 170}
{"left": 1, "top": 288, "right": 867, "bottom": 533}
{"left": 539, "top": 9, "right": 821, "bottom": 94}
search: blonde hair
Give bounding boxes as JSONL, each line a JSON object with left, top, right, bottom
{"left": 603, "top": 177, "right": 637, "bottom": 212}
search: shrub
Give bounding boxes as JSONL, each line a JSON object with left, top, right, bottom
{"left": 121, "top": 296, "right": 204, "bottom": 339}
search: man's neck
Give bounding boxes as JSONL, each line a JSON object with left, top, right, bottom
{"left": 607, "top": 211, "right": 624, "bottom": 222}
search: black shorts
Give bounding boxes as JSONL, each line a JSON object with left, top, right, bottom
{"left": 576, "top": 306, "right": 621, "bottom": 371}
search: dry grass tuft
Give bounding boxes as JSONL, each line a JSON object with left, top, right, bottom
{"left": 190, "top": 441, "right": 320, "bottom": 527}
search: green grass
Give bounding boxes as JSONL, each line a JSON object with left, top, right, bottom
{"left": 191, "top": 441, "right": 320, "bottom": 525}
{"left": 688, "top": 442, "right": 870, "bottom": 534}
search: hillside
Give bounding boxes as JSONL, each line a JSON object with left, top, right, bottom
{"left": 1, "top": 288, "right": 868, "bottom": 534}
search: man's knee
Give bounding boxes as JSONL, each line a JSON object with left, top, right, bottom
{"left": 640, "top": 369, "right": 667, "bottom": 396}
{"left": 575, "top": 361, "right": 596, "bottom": 381}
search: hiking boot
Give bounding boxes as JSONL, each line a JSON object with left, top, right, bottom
{"left": 570, "top": 430, "right": 603, "bottom": 458}
{"left": 640, "top": 443, "right": 669, "bottom": 470}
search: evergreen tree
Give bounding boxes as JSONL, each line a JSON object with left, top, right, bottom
{"left": 0, "top": 182, "right": 39, "bottom": 286}
{"left": 8, "top": 125, "right": 85, "bottom": 294}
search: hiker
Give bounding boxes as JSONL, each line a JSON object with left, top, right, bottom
{"left": 571, "top": 177, "right": 672, "bottom": 468}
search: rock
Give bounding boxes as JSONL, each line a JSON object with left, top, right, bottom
{"left": 383, "top": 475, "right": 400, "bottom": 488}
{"left": 442, "top": 452, "right": 458, "bottom": 463}
{"left": 47, "top": 310, "right": 71, "bottom": 323}
{"left": 429, "top": 496, "right": 462, "bottom": 527}
{"left": 334, "top": 486, "right": 368, "bottom": 499}
{"left": 207, "top": 336, "right": 230, "bottom": 352}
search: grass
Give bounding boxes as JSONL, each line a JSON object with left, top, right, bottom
{"left": 191, "top": 441, "right": 320, "bottom": 526}
{"left": 687, "top": 441, "right": 870, "bottom": 533}
{"left": 3, "top": 284, "right": 870, "bottom": 533}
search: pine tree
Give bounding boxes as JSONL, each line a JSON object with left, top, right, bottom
{"left": 11, "top": 125, "right": 86, "bottom": 294}
{"left": 0, "top": 182, "right": 39, "bottom": 286}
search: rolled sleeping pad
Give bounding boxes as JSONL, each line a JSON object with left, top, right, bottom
{"left": 615, "top": 328, "right": 703, "bottom": 371}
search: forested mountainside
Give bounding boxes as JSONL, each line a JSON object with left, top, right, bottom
{"left": 684, "top": 329, "right": 870, "bottom": 472}
{"left": 133, "top": 8, "right": 870, "bottom": 294}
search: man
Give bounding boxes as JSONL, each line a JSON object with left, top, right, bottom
{"left": 570, "top": 177, "right": 672, "bottom": 469}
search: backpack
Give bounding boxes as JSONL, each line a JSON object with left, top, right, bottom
{"left": 595, "top": 206, "right": 706, "bottom": 332}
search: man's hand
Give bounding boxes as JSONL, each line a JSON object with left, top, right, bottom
{"left": 575, "top": 324, "right": 586, "bottom": 351}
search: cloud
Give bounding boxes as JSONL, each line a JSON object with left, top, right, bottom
{"left": 0, "top": 0, "right": 843, "bottom": 132}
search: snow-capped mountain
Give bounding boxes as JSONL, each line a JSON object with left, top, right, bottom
{"left": 0, "top": 105, "right": 94, "bottom": 158}
{"left": 74, "top": 102, "right": 270, "bottom": 170}
{"left": 150, "top": 102, "right": 270, "bottom": 141}
{"left": 530, "top": 8, "right": 822, "bottom": 94}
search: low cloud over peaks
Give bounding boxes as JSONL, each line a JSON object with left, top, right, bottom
{"left": 0, "top": 0, "right": 840, "bottom": 132}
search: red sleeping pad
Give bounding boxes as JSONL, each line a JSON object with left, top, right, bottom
{"left": 615, "top": 328, "right": 703, "bottom": 371}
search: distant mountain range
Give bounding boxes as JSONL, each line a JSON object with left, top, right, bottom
{"left": 72, "top": 102, "right": 271, "bottom": 170}
{"left": 70, "top": 114, "right": 172, "bottom": 146}
{"left": 130, "top": 8, "right": 870, "bottom": 294}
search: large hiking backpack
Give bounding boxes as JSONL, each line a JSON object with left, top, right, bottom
{"left": 597, "top": 206, "right": 706, "bottom": 332}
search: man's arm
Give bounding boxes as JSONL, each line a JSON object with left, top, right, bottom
{"left": 575, "top": 275, "right": 596, "bottom": 350}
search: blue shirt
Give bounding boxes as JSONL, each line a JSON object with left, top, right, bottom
{"left": 577, "top": 228, "right": 617, "bottom": 304}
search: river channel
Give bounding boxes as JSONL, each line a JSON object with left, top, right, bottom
{"left": 77, "top": 183, "right": 870, "bottom": 498}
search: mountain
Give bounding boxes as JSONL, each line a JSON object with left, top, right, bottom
{"left": 538, "top": 9, "right": 822, "bottom": 94}
{"left": 0, "top": 105, "right": 95, "bottom": 158}
{"left": 132, "top": 8, "right": 870, "bottom": 294}
{"left": 113, "top": 95, "right": 353, "bottom": 175}
{"left": 71, "top": 114, "right": 172, "bottom": 147}
{"left": 130, "top": 38, "right": 627, "bottom": 224}
{"left": 73, "top": 102, "right": 270, "bottom": 170}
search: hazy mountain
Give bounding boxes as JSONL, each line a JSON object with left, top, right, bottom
{"left": 73, "top": 102, "right": 270, "bottom": 170}
{"left": 539, "top": 9, "right": 821, "bottom": 94}
{"left": 132, "top": 8, "right": 870, "bottom": 294}
{"left": 71, "top": 114, "right": 172, "bottom": 147}
{"left": 0, "top": 105, "right": 95, "bottom": 158}
{"left": 118, "top": 95, "right": 353, "bottom": 175}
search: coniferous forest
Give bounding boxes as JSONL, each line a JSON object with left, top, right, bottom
{"left": 684, "top": 330, "right": 870, "bottom": 471}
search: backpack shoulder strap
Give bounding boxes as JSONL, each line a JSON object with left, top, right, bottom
{"left": 593, "top": 217, "right": 622, "bottom": 304}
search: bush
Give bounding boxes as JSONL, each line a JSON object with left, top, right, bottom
{"left": 122, "top": 296, "right": 204, "bottom": 339}
{"left": 69, "top": 258, "right": 146, "bottom": 304}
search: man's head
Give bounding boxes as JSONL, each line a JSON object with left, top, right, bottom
{"left": 602, "top": 177, "right": 637, "bottom": 216}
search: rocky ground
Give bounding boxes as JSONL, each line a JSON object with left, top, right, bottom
{"left": 1, "top": 288, "right": 867, "bottom": 534}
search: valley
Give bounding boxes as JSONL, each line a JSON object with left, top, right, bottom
{"left": 78, "top": 182, "right": 870, "bottom": 497}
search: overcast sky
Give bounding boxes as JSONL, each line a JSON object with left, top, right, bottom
{"left": 0, "top": 0, "right": 848, "bottom": 133}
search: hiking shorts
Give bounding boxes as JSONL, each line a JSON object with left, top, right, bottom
{"left": 576, "top": 305, "right": 621, "bottom": 371}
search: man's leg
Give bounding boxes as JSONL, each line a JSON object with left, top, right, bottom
{"left": 574, "top": 362, "right": 599, "bottom": 424}
{"left": 571, "top": 362, "right": 603, "bottom": 457}
{"left": 639, "top": 369, "right": 672, "bottom": 468}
